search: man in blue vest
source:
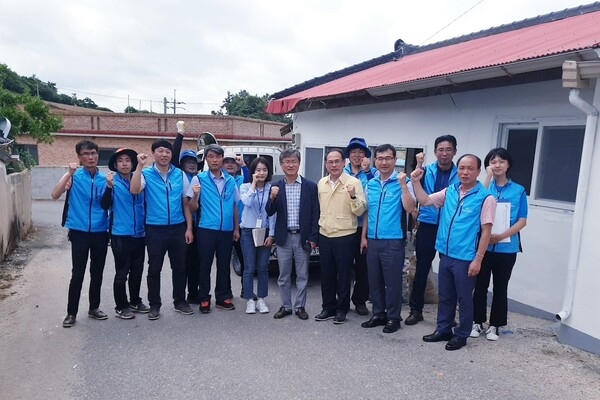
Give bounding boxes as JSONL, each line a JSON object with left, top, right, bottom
{"left": 410, "top": 154, "right": 496, "bottom": 350}
{"left": 360, "top": 144, "right": 413, "bottom": 334}
{"left": 101, "top": 148, "right": 148, "bottom": 320}
{"left": 130, "top": 139, "right": 194, "bottom": 320}
{"left": 52, "top": 140, "right": 109, "bottom": 328}
{"left": 404, "top": 135, "right": 459, "bottom": 326}
{"left": 187, "top": 144, "right": 240, "bottom": 313}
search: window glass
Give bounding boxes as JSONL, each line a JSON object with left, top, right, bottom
{"left": 536, "top": 126, "right": 584, "bottom": 203}
{"left": 99, "top": 148, "right": 117, "bottom": 166}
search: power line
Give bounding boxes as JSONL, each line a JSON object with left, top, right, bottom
{"left": 420, "top": 0, "right": 486, "bottom": 45}
{"left": 55, "top": 86, "right": 221, "bottom": 106}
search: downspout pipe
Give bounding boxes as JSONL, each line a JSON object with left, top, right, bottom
{"left": 556, "top": 88, "right": 599, "bottom": 321}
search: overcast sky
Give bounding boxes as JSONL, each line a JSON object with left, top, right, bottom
{"left": 0, "top": 0, "right": 590, "bottom": 114}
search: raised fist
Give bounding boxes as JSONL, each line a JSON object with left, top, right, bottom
{"left": 106, "top": 172, "right": 114, "bottom": 188}
{"left": 397, "top": 172, "right": 407, "bottom": 185}
{"left": 415, "top": 152, "right": 425, "bottom": 169}
{"left": 411, "top": 168, "right": 424, "bottom": 181}
{"left": 346, "top": 183, "right": 356, "bottom": 198}
{"left": 137, "top": 153, "right": 149, "bottom": 167}
{"left": 68, "top": 162, "right": 79, "bottom": 176}
{"left": 176, "top": 121, "right": 185, "bottom": 134}
{"left": 361, "top": 157, "right": 371, "bottom": 172}
{"left": 270, "top": 186, "right": 279, "bottom": 200}
{"left": 192, "top": 183, "right": 201, "bottom": 196}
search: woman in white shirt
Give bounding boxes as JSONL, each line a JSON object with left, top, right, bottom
{"left": 239, "top": 157, "right": 277, "bottom": 314}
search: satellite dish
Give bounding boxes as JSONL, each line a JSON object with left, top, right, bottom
{"left": 0, "top": 117, "right": 13, "bottom": 147}
{"left": 196, "top": 132, "right": 217, "bottom": 162}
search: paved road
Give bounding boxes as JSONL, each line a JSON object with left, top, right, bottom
{"left": 1, "top": 200, "right": 599, "bottom": 400}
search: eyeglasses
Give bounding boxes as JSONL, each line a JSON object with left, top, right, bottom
{"left": 326, "top": 159, "right": 343, "bottom": 165}
{"left": 375, "top": 156, "right": 395, "bottom": 163}
{"left": 79, "top": 151, "right": 98, "bottom": 157}
{"left": 282, "top": 159, "right": 299, "bottom": 166}
{"left": 206, "top": 154, "right": 223, "bottom": 160}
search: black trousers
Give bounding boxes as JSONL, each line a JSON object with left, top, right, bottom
{"left": 185, "top": 231, "right": 201, "bottom": 301}
{"left": 67, "top": 230, "right": 109, "bottom": 315}
{"left": 350, "top": 228, "right": 369, "bottom": 306}
{"left": 473, "top": 251, "right": 517, "bottom": 327}
{"left": 319, "top": 233, "right": 354, "bottom": 314}
{"left": 145, "top": 223, "right": 188, "bottom": 309}
{"left": 110, "top": 235, "right": 145, "bottom": 310}
{"left": 197, "top": 228, "right": 234, "bottom": 303}
{"left": 408, "top": 222, "right": 439, "bottom": 313}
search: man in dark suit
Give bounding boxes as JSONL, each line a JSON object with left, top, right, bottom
{"left": 266, "top": 148, "right": 319, "bottom": 320}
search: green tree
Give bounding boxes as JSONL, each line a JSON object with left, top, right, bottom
{"left": 0, "top": 87, "right": 63, "bottom": 168}
{"left": 213, "top": 90, "right": 291, "bottom": 123}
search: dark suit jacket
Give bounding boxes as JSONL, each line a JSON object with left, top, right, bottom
{"left": 265, "top": 176, "right": 319, "bottom": 247}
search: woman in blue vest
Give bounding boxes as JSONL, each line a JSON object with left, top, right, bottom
{"left": 101, "top": 148, "right": 148, "bottom": 320}
{"left": 471, "top": 148, "right": 528, "bottom": 341}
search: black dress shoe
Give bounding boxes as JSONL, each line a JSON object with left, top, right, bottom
{"left": 382, "top": 319, "right": 401, "bottom": 333}
{"left": 354, "top": 303, "right": 369, "bottom": 316}
{"left": 333, "top": 312, "right": 347, "bottom": 324}
{"left": 62, "top": 314, "right": 76, "bottom": 328}
{"left": 315, "top": 309, "right": 336, "bottom": 321}
{"left": 445, "top": 336, "right": 467, "bottom": 351}
{"left": 273, "top": 307, "right": 292, "bottom": 319}
{"left": 295, "top": 307, "right": 309, "bottom": 320}
{"left": 361, "top": 316, "right": 389, "bottom": 328}
{"left": 422, "top": 331, "right": 454, "bottom": 342}
{"left": 404, "top": 310, "right": 424, "bottom": 326}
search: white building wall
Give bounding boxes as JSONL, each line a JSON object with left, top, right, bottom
{"left": 562, "top": 80, "right": 600, "bottom": 350}
{"left": 292, "top": 79, "right": 591, "bottom": 317}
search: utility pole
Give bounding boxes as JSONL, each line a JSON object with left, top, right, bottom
{"left": 163, "top": 90, "right": 186, "bottom": 114}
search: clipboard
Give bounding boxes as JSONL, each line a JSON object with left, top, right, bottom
{"left": 492, "top": 202, "right": 511, "bottom": 243}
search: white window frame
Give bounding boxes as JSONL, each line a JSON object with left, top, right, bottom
{"left": 498, "top": 118, "right": 585, "bottom": 211}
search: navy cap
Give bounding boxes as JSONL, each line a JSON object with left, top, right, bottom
{"left": 179, "top": 149, "right": 198, "bottom": 162}
{"left": 345, "top": 137, "right": 371, "bottom": 158}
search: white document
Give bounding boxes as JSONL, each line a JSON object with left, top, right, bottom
{"left": 252, "top": 228, "right": 267, "bottom": 247}
{"left": 492, "top": 202, "right": 511, "bottom": 243}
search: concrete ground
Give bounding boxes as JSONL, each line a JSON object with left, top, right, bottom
{"left": 0, "top": 200, "right": 599, "bottom": 400}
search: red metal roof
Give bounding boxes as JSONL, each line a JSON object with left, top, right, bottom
{"left": 267, "top": 10, "right": 600, "bottom": 114}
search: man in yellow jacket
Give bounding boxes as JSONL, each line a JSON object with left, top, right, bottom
{"left": 315, "top": 148, "right": 366, "bottom": 324}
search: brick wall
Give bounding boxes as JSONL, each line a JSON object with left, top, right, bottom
{"left": 16, "top": 112, "right": 290, "bottom": 166}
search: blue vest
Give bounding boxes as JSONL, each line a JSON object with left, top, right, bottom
{"left": 417, "top": 163, "right": 458, "bottom": 225}
{"left": 344, "top": 164, "right": 377, "bottom": 226}
{"left": 65, "top": 168, "right": 108, "bottom": 232}
{"left": 110, "top": 174, "right": 145, "bottom": 237}
{"left": 142, "top": 164, "right": 185, "bottom": 226}
{"left": 435, "top": 182, "right": 491, "bottom": 261}
{"left": 366, "top": 172, "right": 404, "bottom": 240}
{"left": 488, "top": 180, "right": 527, "bottom": 254}
{"left": 198, "top": 171, "right": 237, "bottom": 231}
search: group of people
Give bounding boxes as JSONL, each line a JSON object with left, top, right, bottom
{"left": 53, "top": 130, "right": 527, "bottom": 352}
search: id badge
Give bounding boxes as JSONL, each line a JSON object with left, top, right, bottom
{"left": 255, "top": 218, "right": 263, "bottom": 228}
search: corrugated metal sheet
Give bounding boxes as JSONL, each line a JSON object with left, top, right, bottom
{"left": 267, "top": 10, "right": 600, "bottom": 114}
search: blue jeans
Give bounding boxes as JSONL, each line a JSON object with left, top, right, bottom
{"left": 437, "top": 254, "right": 476, "bottom": 340}
{"left": 240, "top": 229, "right": 271, "bottom": 299}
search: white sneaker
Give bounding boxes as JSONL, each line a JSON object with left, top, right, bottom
{"left": 246, "top": 299, "right": 256, "bottom": 314}
{"left": 256, "top": 298, "right": 269, "bottom": 314}
{"left": 486, "top": 326, "right": 500, "bottom": 341}
{"left": 470, "top": 323, "right": 483, "bottom": 338}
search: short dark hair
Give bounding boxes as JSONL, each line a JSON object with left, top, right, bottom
{"left": 75, "top": 140, "right": 98, "bottom": 155}
{"left": 434, "top": 134, "right": 457, "bottom": 150}
{"left": 484, "top": 147, "right": 513, "bottom": 173}
{"left": 279, "top": 148, "right": 301, "bottom": 163}
{"left": 457, "top": 153, "right": 481, "bottom": 169}
{"left": 374, "top": 144, "right": 396, "bottom": 158}
{"left": 250, "top": 157, "right": 273, "bottom": 182}
{"left": 325, "top": 148, "right": 345, "bottom": 161}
